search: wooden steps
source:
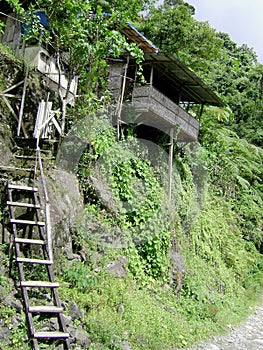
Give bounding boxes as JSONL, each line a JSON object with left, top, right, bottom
{"left": 10, "top": 219, "right": 45, "bottom": 226}
{"left": 21, "top": 281, "right": 59, "bottom": 288}
{"left": 34, "top": 331, "right": 70, "bottom": 339}
{"left": 8, "top": 184, "right": 38, "bottom": 191}
{"left": 7, "top": 201, "right": 41, "bottom": 209}
{"left": 0, "top": 165, "right": 34, "bottom": 173}
{"left": 17, "top": 257, "right": 53, "bottom": 264}
{"left": 29, "top": 306, "right": 63, "bottom": 313}
{"left": 15, "top": 238, "right": 45, "bottom": 245}
{"left": 7, "top": 176, "right": 70, "bottom": 349}
{"left": 15, "top": 155, "right": 36, "bottom": 160}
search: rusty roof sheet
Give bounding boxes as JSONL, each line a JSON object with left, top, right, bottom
{"left": 121, "top": 22, "right": 159, "bottom": 53}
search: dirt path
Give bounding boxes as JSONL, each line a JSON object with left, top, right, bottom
{"left": 182, "top": 301, "right": 263, "bottom": 350}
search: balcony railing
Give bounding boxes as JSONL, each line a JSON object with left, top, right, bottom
{"left": 131, "top": 85, "right": 200, "bottom": 141}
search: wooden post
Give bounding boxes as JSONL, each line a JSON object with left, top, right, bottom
{"left": 150, "top": 64, "right": 154, "bottom": 85}
{"left": 2, "top": 96, "right": 28, "bottom": 137}
{"left": 168, "top": 127, "right": 174, "bottom": 203}
{"left": 117, "top": 54, "right": 129, "bottom": 140}
{"left": 37, "top": 147, "right": 53, "bottom": 262}
{"left": 17, "top": 65, "right": 29, "bottom": 137}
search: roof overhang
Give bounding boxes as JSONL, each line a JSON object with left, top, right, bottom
{"left": 143, "top": 52, "right": 224, "bottom": 107}
{"left": 120, "top": 22, "right": 159, "bottom": 53}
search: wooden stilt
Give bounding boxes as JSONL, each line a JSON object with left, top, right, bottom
{"left": 117, "top": 55, "right": 130, "bottom": 140}
{"left": 168, "top": 127, "right": 174, "bottom": 203}
{"left": 150, "top": 65, "right": 154, "bottom": 85}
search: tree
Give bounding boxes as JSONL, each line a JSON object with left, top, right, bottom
{"left": 209, "top": 32, "right": 263, "bottom": 146}
{"left": 138, "top": 1, "right": 223, "bottom": 75}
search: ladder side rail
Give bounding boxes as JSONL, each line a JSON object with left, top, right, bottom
{"left": 7, "top": 187, "right": 38, "bottom": 350}
{"left": 44, "top": 262, "right": 70, "bottom": 349}
{"left": 34, "top": 142, "right": 70, "bottom": 349}
{"left": 36, "top": 147, "right": 53, "bottom": 262}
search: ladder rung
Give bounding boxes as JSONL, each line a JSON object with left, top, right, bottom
{"left": 29, "top": 306, "right": 63, "bottom": 313}
{"left": 21, "top": 281, "right": 59, "bottom": 288}
{"left": 14, "top": 238, "right": 45, "bottom": 245}
{"left": 7, "top": 201, "right": 40, "bottom": 209}
{"left": 8, "top": 184, "right": 38, "bottom": 191}
{"left": 17, "top": 258, "right": 53, "bottom": 265}
{"left": 15, "top": 155, "right": 36, "bottom": 160}
{"left": 10, "top": 219, "right": 45, "bottom": 226}
{"left": 0, "top": 166, "right": 33, "bottom": 172}
{"left": 34, "top": 331, "right": 69, "bottom": 339}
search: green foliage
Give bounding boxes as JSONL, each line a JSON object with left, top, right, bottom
{"left": 6, "top": 0, "right": 146, "bottom": 104}
{"left": 21, "top": 6, "right": 51, "bottom": 45}
{"left": 208, "top": 33, "right": 263, "bottom": 145}
{"left": 138, "top": 1, "right": 223, "bottom": 74}
{"left": 5, "top": 0, "right": 25, "bottom": 16}
{"left": 77, "top": 119, "right": 171, "bottom": 278}
{"left": 140, "top": 1, "right": 263, "bottom": 146}
{"left": 59, "top": 247, "right": 263, "bottom": 350}
{"left": 33, "top": 0, "right": 145, "bottom": 97}
{"left": 200, "top": 122, "right": 263, "bottom": 248}
{"left": 2, "top": 1, "right": 263, "bottom": 348}
{"left": 68, "top": 105, "right": 263, "bottom": 348}
{"left": 63, "top": 261, "right": 98, "bottom": 292}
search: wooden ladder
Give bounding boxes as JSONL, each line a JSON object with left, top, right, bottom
{"left": 7, "top": 180, "right": 70, "bottom": 349}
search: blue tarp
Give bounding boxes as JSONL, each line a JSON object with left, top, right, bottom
{"left": 21, "top": 11, "right": 50, "bottom": 35}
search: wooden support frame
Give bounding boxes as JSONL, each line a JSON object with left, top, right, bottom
{"left": 0, "top": 78, "right": 29, "bottom": 137}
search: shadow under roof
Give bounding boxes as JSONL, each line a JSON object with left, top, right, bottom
{"left": 143, "top": 52, "right": 224, "bottom": 107}
{"left": 121, "top": 22, "right": 224, "bottom": 107}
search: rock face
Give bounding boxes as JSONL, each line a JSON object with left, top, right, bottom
{"left": 41, "top": 168, "right": 84, "bottom": 260}
{"left": 106, "top": 256, "right": 128, "bottom": 278}
{"left": 0, "top": 120, "right": 13, "bottom": 166}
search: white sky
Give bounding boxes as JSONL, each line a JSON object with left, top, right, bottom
{"left": 188, "top": 0, "right": 263, "bottom": 63}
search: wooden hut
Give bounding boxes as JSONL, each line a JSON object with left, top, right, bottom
{"left": 108, "top": 22, "right": 224, "bottom": 199}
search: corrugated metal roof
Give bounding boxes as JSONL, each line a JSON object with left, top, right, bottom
{"left": 121, "top": 22, "right": 159, "bottom": 53}
{"left": 120, "top": 23, "right": 223, "bottom": 107}
{"left": 143, "top": 52, "right": 224, "bottom": 107}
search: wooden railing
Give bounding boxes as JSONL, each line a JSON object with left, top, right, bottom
{"left": 132, "top": 85, "right": 200, "bottom": 141}
{"left": 34, "top": 123, "right": 53, "bottom": 262}
{"left": 35, "top": 147, "right": 53, "bottom": 262}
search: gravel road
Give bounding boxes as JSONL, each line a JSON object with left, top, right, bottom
{"left": 183, "top": 301, "right": 263, "bottom": 350}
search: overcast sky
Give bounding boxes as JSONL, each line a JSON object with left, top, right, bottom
{"left": 188, "top": 0, "right": 263, "bottom": 63}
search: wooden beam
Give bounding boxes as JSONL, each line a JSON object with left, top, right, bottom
{"left": 17, "top": 65, "right": 29, "bottom": 137}
{"left": 0, "top": 80, "right": 24, "bottom": 94}
{"left": 168, "top": 127, "right": 174, "bottom": 203}
{"left": 117, "top": 55, "right": 129, "bottom": 140}
{"left": 150, "top": 65, "right": 154, "bottom": 85}
{"left": 2, "top": 96, "right": 28, "bottom": 137}
{"left": 0, "top": 93, "right": 20, "bottom": 98}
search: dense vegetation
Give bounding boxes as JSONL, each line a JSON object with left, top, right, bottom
{"left": 1, "top": 0, "right": 263, "bottom": 349}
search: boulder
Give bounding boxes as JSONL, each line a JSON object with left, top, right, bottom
{"left": 68, "top": 301, "right": 84, "bottom": 321}
{"left": 75, "top": 327, "right": 91, "bottom": 348}
{"left": 106, "top": 259, "right": 127, "bottom": 278}
{"left": 0, "top": 119, "right": 13, "bottom": 166}
{"left": 39, "top": 168, "right": 84, "bottom": 260}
